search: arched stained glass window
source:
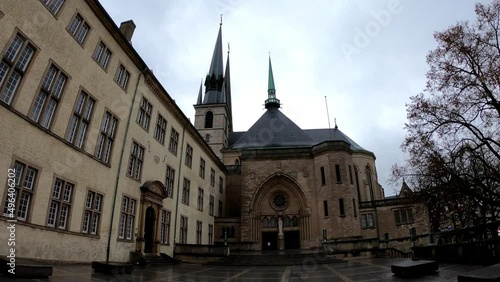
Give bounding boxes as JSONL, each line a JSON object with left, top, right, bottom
{"left": 270, "top": 217, "right": 277, "bottom": 228}
{"left": 283, "top": 216, "right": 290, "bottom": 227}
{"left": 263, "top": 217, "right": 269, "bottom": 228}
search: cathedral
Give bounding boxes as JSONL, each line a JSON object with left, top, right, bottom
{"left": 0, "top": 0, "right": 429, "bottom": 264}
{"left": 194, "top": 24, "right": 425, "bottom": 252}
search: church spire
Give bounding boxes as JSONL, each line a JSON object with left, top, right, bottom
{"left": 207, "top": 24, "right": 223, "bottom": 79}
{"left": 196, "top": 79, "right": 203, "bottom": 105}
{"left": 203, "top": 24, "right": 225, "bottom": 103}
{"left": 225, "top": 44, "right": 233, "bottom": 131}
{"left": 265, "top": 55, "right": 280, "bottom": 109}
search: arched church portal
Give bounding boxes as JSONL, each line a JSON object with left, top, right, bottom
{"left": 249, "top": 174, "right": 312, "bottom": 250}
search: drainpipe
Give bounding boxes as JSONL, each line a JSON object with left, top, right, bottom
{"left": 106, "top": 68, "right": 148, "bottom": 263}
{"left": 172, "top": 127, "right": 186, "bottom": 251}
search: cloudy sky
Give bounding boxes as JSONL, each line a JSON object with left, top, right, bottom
{"left": 100, "top": 0, "right": 490, "bottom": 195}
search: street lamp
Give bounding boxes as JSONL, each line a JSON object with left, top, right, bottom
{"left": 322, "top": 229, "right": 327, "bottom": 242}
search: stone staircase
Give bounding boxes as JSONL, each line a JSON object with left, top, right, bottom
{"left": 141, "top": 253, "right": 178, "bottom": 266}
{"left": 205, "top": 251, "right": 345, "bottom": 266}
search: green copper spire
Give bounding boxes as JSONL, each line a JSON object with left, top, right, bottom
{"left": 265, "top": 55, "right": 280, "bottom": 109}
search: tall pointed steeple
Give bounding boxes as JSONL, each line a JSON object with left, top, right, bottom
{"left": 208, "top": 24, "right": 223, "bottom": 79}
{"left": 265, "top": 56, "right": 280, "bottom": 109}
{"left": 193, "top": 21, "right": 233, "bottom": 160}
{"left": 224, "top": 44, "right": 233, "bottom": 131}
{"left": 196, "top": 80, "right": 203, "bottom": 105}
{"left": 203, "top": 23, "right": 225, "bottom": 103}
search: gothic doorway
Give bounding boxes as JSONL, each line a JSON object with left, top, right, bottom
{"left": 284, "top": 231, "right": 300, "bottom": 249}
{"left": 144, "top": 206, "right": 155, "bottom": 253}
{"left": 262, "top": 232, "right": 278, "bottom": 250}
{"left": 249, "top": 174, "right": 312, "bottom": 250}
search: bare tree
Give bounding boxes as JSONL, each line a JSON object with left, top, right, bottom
{"left": 394, "top": 1, "right": 500, "bottom": 229}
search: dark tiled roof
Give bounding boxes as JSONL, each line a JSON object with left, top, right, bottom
{"left": 228, "top": 108, "right": 371, "bottom": 153}
{"left": 228, "top": 131, "right": 245, "bottom": 146}
{"left": 303, "top": 128, "right": 369, "bottom": 152}
{"left": 230, "top": 108, "right": 316, "bottom": 149}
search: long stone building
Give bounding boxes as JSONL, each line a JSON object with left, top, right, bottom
{"left": 0, "top": 0, "right": 429, "bottom": 263}
{"left": 0, "top": 0, "right": 226, "bottom": 263}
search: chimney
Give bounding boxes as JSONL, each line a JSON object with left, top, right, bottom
{"left": 119, "top": 20, "right": 136, "bottom": 42}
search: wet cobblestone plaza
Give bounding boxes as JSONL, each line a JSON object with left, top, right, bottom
{"left": 2, "top": 258, "right": 486, "bottom": 281}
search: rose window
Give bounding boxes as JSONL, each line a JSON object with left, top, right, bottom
{"left": 271, "top": 192, "right": 288, "bottom": 210}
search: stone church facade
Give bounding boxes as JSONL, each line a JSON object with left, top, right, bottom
{"left": 196, "top": 25, "right": 430, "bottom": 252}
{"left": 0, "top": 0, "right": 429, "bottom": 264}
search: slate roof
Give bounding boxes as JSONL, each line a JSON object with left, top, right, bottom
{"left": 229, "top": 108, "right": 371, "bottom": 153}
{"left": 303, "top": 128, "right": 369, "bottom": 152}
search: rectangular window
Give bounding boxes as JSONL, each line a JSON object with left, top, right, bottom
{"left": 66, "top": 90, "right": 95, "bottom": 149}
{"left": 3, "top": 161, "right": 38, "bottom": 221}
{"left": 323, "top": 200, "right": 328, "bottom": 217}
{"left": 394, "top": 210, "right": 401, "bottom": 225}
{"left": 114, "top": 64, "right": 130, "bottom": 89}
{"left": 210, "top": 168, "right": 215, "bottom": 187}
{"left": 40, "top": 0, "right": 65, "bottom": 15}
{"left": 185, "top": 144, "right": 193, "bottom": 168}
{"left": 219, "top": 176, "right": 223, "bottom": 194}
{"left": 153, "top": 114, "right": 167, "bottom": 145}
{"left": 197, "top": 187, "right": 204, "bottom": 211}
{"left": 92, "top": 41, "right": 112, "bottom": 70}
{"left": 0, "top": 33, "right": 36, "bottom": 105}
{"left": 168, "top": 128, "right": 179, "bottom": 155}
{"left": 136, "top": 97, "right": 152, "bottom": 130}
{"left": 348, "top": 165, "right": 353, "bottom": 185}
{"left": 361, "top": 213, "right": 374, "bottom": 229}
{"left": 209, "top": 195, "right": 214, "bottom": 216}
{"left": 118, "top": 196, "right": 136, "bottom": 240}
{"left": 208, "top": 224, "right": 213, "bottom": 245}
{"left": 165, "top": 166, "right": 175, "bottom": 198}
{"left": 339, "top": 198, "right": 345, "bottom": 215}
{"left": 218, "top": 200, "right": 223, "bottom": 217}
{"left": 30, "top": 64, "right": 67, "bottom": 129}
{"left": 199, "top": 158, "right": 205, "bottom": 179}
{"left": 82, "top": 190, "right": 102, "bottom": 235}
{"left": 196, "top": 221, "right": 202, "bottom": 244}
{"left": 352, "top": 199, "right": 357, "bottom": 217}
{"left": 68, "top": 13, "right": 90, "bottom": 44}
{"left": 160, "top": 210, "right": 170, "bottom": 244}
{"left": 95, "top": 111, "right": 118, "bottom": 164}
{"left": 47, "top": 178, "right": 73, "bottom": 229}
{"left": 320, "top": 166, "right": 326, "bottom": 186}
{"left": 335, "top": 164, "right": 342, "bottom": 183}
{"left": 126, "top": 142, "right": 144, "bottom": 181}
{"left": 180, "top": 215, "right": 188, "bottom": 244}
{"left": 394, "top": 209, "right": 414, "bottom": 225}
{"left": 181, "top": 178, "right": 190, "bottom": 205}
